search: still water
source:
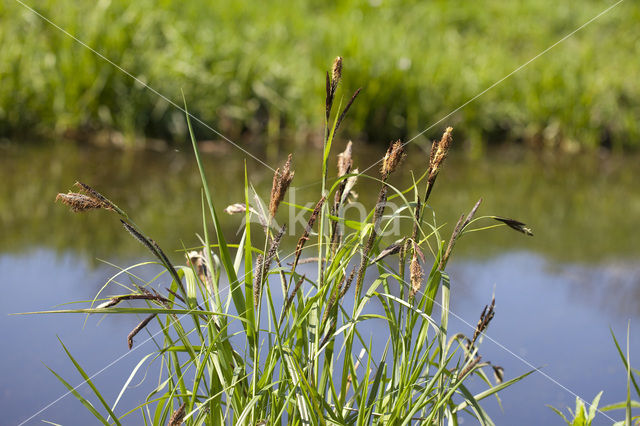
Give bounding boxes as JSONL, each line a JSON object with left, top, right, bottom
{"left": 1, "top": 140, "right": 639, "bottom": 424}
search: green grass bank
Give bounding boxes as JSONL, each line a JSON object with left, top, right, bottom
{"left": 2, "top": 0, "right": 639, "bottom": 150}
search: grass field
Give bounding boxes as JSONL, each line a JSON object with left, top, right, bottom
{"left": 2, "top": 0, "right": 639, "bottom": 149}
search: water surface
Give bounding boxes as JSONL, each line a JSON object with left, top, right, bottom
{"left": 1, "top": 141, "right": 638, "bottom": 424}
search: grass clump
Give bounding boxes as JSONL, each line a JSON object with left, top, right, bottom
{"left": 37, "top": 59, "right": 536, "bottom": 424}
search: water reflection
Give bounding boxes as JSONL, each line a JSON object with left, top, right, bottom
{"left": 557, "top": 261, "right": 640, "bottom": 317}
{"left": 2, "top": 142, "right": 638, "bottom": 263}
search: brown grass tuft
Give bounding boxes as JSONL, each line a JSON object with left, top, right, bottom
{"left": 459, "top": 355, "right": 482, "bottom": 379}
{"left": 338, "top": 267, "right": 357, "bottom": 300}
{"left": 440, "top": 198, "right": 482, "bottom": 270}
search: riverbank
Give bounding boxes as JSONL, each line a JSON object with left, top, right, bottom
{"left": 3, "top": 0, "right": 639, "bottom": 150}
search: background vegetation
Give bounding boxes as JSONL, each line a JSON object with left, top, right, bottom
{"left": 2, "top": 0, "right": 639, "bottom": 150}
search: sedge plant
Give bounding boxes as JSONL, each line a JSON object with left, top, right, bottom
{"left": 36, "top": 58, "right": 535, "bottom": 425}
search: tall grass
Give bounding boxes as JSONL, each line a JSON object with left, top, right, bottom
{"left": 34, "top": 59, "right": 536, "bottom": 424}
{"left": 3, "top": 0, "right": 640, "bottom": 149}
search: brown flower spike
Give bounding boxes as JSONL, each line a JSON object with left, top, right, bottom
{"left": 55, "top": 193, "right": 105, "bottom": 212}
{"left": 168, "top": 403, "right": 186, "bottom": 426}
{"left": 409, "top": 250, "right": 424, "bottom": 298}
{"left": 381, "top": 140, "right": 405, "bottom": 180}
{"left": 428, "top": 127, "right": 453, "bottom": 183}
{"left": 331, "top": 56, "right": 343, "bottom": 94}
{"left": 337, "top": 141, "right": 353, "bottom": 178}
{"left": 56, "top": 182, "right": 116, "bottom": 213}
{"left": 422, "top": 127, "right": 453, "bottom": 205}
{"left": 269, "top": 154, "right": 294, "bottom": 218}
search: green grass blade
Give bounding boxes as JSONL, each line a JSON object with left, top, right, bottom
{"left": 45, "top": 364, "right": 112, "bottom": 426}
{"left": 243, "top": 162, "right": 256, "bottom": 347}
{"left": 611, "top": 328, "right": 640, "bottom": 399}
{"left": 454, "top": 369, "right": 537, "bottom": 412}
{"left": 183, "top": 96, "right": 247, "bottom": 333}
{"left": 601, "top": 400, "right": 640, "bottom": 411}
{"left": 56, "top": 337, "right": 121, "bottom": 425}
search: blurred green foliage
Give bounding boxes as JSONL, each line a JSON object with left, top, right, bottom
{"left": 1, "top": 0, "right": 639, "bottom": 149}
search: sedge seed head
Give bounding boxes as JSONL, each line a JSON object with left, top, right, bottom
{"left": 56, "top": 192, "right": 104, "bottom": 212}
{"left": 337, "top": 141, "right": 353, "bottom": 177}
{"left": 429, "top": 127, "right": 453, "bottom": 181}
{"left": 409, "top": 251, "right": 424, "bottom": 298}
{"left": 331, "top": 56, "right": 343, "bottom": 92}
{"left": 381, "top": 140, "right": 405, "bottom": 178}
{"left": 269, "top": 154, "right": 295, "bottom": 218}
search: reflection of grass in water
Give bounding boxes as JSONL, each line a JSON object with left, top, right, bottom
{"left": 424, "top": 149, "right": 640, "bottom": 262}
{"left": 2, "top": 142, "right": 639, "bottom": 263}
{"left": 3, "top": 0, "right": 640, "bottom": 148}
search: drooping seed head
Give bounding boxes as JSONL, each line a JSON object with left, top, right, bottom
{"left": 56, "top": 192, "right": 105, "bottom": 213}
{"left": 74, "top": 182, "right": 117, "bottom": 211}
{"left": 56, "top": 182, "right": 118, "bottom": 213}
{"left": 492, "top": 365, "right": 504, "bottom": 384}
{"left": 492, "top": 216, "right": 534, "bottom": 236}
